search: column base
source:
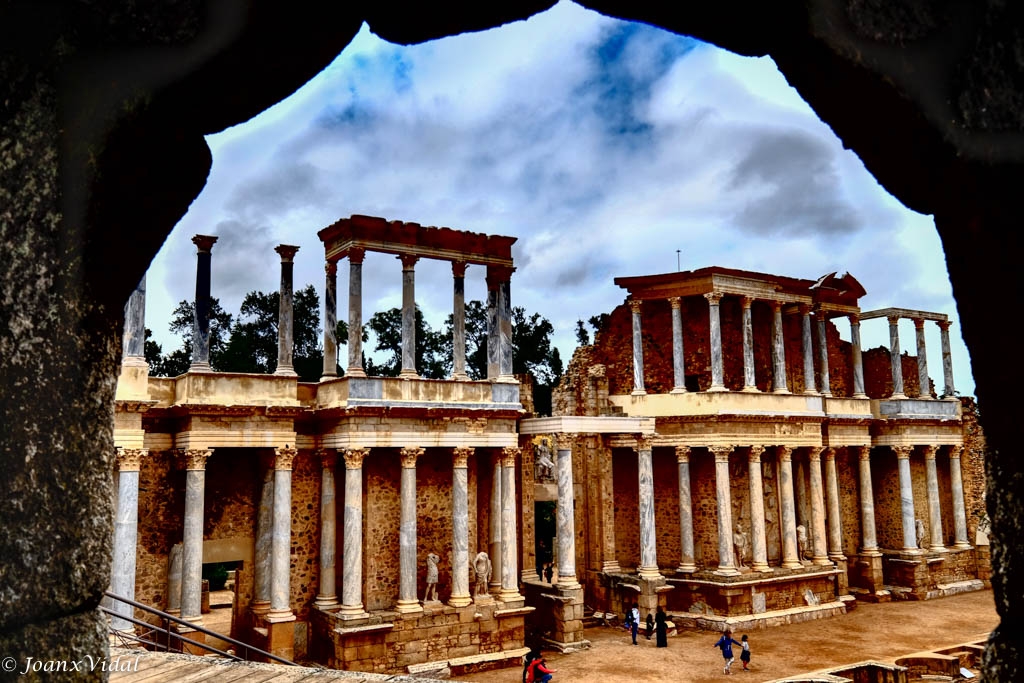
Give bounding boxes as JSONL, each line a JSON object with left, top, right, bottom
{"left": 250, "top": 600, "right": 270, "bottom": 617}
{"left": 853, "top": 393, "right": 868, "bottom": 399}
{"left": 772, "top": 388, "right": 791, "bottom": 394}
{"left": 266, "top": 609, "right": 296, "bottom": 624}
{"left": 782, "top": 560, "right": 802, "bottom": 569}
{"left": 813, "top": 557, "right": 833, "bottom": 566}
{"left": 707, "top": 385, "right": 728, "bottom": 393}
{"left": 346, "top": 366, "right": 366, "bottom": 378}
{"left": 496, "top": 374, "right": 518, "bottom": 383}
{"left": 713, "top": 566, "right": 740, "bottom": 577}
{"left": 498, "top": 588, "right": 524, "bottom": 603}
{"left": 803, "top": 390, "right": 820, "bottom": 396}
{"left": 337, "top": 604, "right": 369, "bottom": 620}
{"left": 395, "top": 599, "right": 424, "bottom": 614}
{"left": 631, "top": 389, "right": 647, "bottom": 396}
{"left": 670, "top": 387, "right": 687, "bottom": 394}
{"left": 473, "top": 593, "right": 496, "bottom": 606}
{"left": 557, "top": 578, "right": 582, "bottom": 590}
{"left": 273, "top": 366, "right": 298, "bottom": 377}
{"left": 859, "top": 548, "right": 882, "bottom": 557}
{"left": 319, "top": 372, "right": 338, "bottom": 382}
{"left": 741, "top": 386, "right": 759, "bottom": 393}
{"left": 929, "top": 545, "right": 948, "bottom": 553}
{"left": 821, "top": 392, "right": 833, "bottom": 397}
{"left": 675, "top": 564, "right": 697, "bottom": 574}
{"left": 451, "top": 372, "right": 471, "bottom": 381}
{"left": 751, "top": 563, "right": 771, "bottom": 573}
{"left": 178, "top": 614, "right": 204, "bottom": 629}
{"left": 952, "top": 542, "right": 972, "bottom": 550}
{"left": 637, "top": 567, "right": 663, "bottom": 580}
{"left": 828, "top": 553, "right": 847, "bottom": 562}
{"left": 448, "top": 595, "right": 472, "bottom": 608}
{"left": 890, "top": 393, "right": 908, "bottom": 399}
{"left": 188, "top": 362, "right": 213, "bottom": 373}
{"left": 398, "top": 369, "right": 420, "bottom": 379}
{"left": 314, "top": 595, "right": 339, "bottom": 608}
{"left": 602, "top": 561, "right": 622, "bottom": 574}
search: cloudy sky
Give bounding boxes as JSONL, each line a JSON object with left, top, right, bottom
{"left": 147, "top": 0, "right": 975, "bottom": 396}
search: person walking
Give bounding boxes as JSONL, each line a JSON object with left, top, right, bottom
{"left": 713, "top": 629, "right": 742, "bottom": 675}
{"left": 630, "top": 603, "right": 640, "bottom": 645}
{"left": 654, "top": 606, "right": 668, "bottom": 648}
{"left": 740, "top": 634, "right": 751, "bottom": 671}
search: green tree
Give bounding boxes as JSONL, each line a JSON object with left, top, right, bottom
{"left": 365, "top": 306, "right": 447, "bottom": 378}
{"left": 147, "top": 297, "right": 233, "bottom": 376}
{"left": 575, "top": 319, "right": 590, "bottom": 346}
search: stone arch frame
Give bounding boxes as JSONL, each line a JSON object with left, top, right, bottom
{"left": 4, "top": 2, "right": 1023, "bottom": 679}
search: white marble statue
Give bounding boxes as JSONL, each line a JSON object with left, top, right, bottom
{"left": 535, "top": 438, "right": 555, "bottom": 482}
{"left": 733, "top": 523, "right": 749, "bottom": 569}
{"left": 473, "top": 551, "right": 492, "bottom": 597}
{"left": 916, "top": 519, "right": 927, "bottom": 549}
{"left": 797, "top": 524, "right": 810, "bottom": 561}
{"left": 424, "top": 552, "right": 440, "bottom": 603}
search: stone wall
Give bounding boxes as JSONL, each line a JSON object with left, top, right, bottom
{"left": 289, "top": 450, "right": 320, "bottom": 621}
{"left": 612, "top": 449, "right": 639, "bottom": 569}
{"left": 666, "top": 572, "right": 837, "bottom": 616}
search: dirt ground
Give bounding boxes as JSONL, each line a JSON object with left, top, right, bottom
{"left": 452, "top": 590, "right": 997, "bottom": 683}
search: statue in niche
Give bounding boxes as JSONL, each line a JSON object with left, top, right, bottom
{"left": 797, "top": 524, "right": 810, "bottom": 561}
{"left": 733, "top": 523, "right": 749, "bottom": 569}
{"left": 534, "top": 438, "right": 555, "bottom": 483}
{"left": 424, "top": 552, "right": 440, "bottom": 603}
{"left": 916, "top": 519, "right": 927, "bottom": 549}
{"left": 473, "top": 551, "right": 492, "bottom": 597}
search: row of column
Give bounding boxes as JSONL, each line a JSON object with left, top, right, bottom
{"left": 321, "top": 252, "right": 515, "bottom": 381}
{"left": 629, "top": 295, "right": 854, "bottom": 397}
{"left": 884, "top": 316, "right": 957, "bottom": 399}
{"left": 628, "top": 442, "right": 971, "bottom": 577}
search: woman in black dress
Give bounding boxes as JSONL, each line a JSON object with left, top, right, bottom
{"left": 654, "top": 606, "right": 668, "bottom": 647}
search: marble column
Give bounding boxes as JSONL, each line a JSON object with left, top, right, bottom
{"left": 914, "top": 318, "right": 930, "bottom": 398}
{"left": 816, "top": 310, "right": 832, "bottom": 397}
{"left": 451, "top": 262, "right": 470, "bottom": 380}
{"left": 922, "top": 445, "right": 946, "bottom": 552}
{"left": 675, "top": 446, "right": 696, "bottom": 573}
{"left": 190, "top": 235, "right": 218, "bottom": 372}
{"left": 315, "top": 449, "right": 338, "bottom": 608}
{"left": 498, "top": 272, "right": 514, "bottom": 380}
{"left": 949, "top": 447, "right": 971, "bottom": 549}
{"left": 894, "top": 446, "right": 918, "bottom": 551}
{"left": 747, "top": 446, "right": 769, "bottom": 572}
{"left": 489, "top": 452, "right": 503, "bottom": 593}
{"left": 269, "top": 447, "right": 296, "bottom": 621}
{"left": 629, "top": 299, "right": 646, "bottom": 395}
{"left": 771, "top": 301, "right": 789, "bottom": 393}
{"left": 122, "top": 276, "right": 146, "bottom": 362}
{"left": 499, "top": 447, "right": 522, "bottom": 602}
{"left": 741, "top": 296, "right": 757, "bottom": 392}
{"left": 167, "top": 543, "right": 183, "bottom": 615}
{"left": 340, "top": 448, "right": 369, "bottom": 619}
{"left": 807, "top": 448, "right": 830, "bottom": 565}
{"left": 823, "top": 448, "right": 845, "bottom": 560}
{"left": 486, "top": 268, "right": 500, "bottom": 380}
{"left": 854, "top": 446, "right": 880, "bottom": 554}
{"left": 322, "top": 261, "right": 338, "bottom": 380}
{"left": 111, "top": 448, "right": 147, "bottom": 630}
{"left": 795, "top": 459, "right": 809, "bottom": 530}
{"left": 888, "top": 315, "right": 907, "bottom": 398}
{"left": 778, "top": 447, "right": 801, "bottom": 568}
{"left": 849, "top": 314, "right": 867, "bottom": 398}
{"left": 253, "top": 455, "right": 274, "bottom": 613}
{"left": 347, "top": 248, "right": 366, "bottom": 377}
{"left": 706, "top": 292, "right": 726, "bottom": 391}
{"left": 273, "top": 245, "right": 299, "bottom": 376}
{"left": 399, "top": 254, "right": 420, "bottom": 379}
{"left": 180, "top": 449, "right": 211, "bottom": 624}
{"left": 711, "top": 445, "right": 738, "bottom": 575}
{"left": 555, "top": 434, "right": 580, "bottom": 588}
{"left": 800, "top": 305, "right": 818, "bottom": 394}
{"left": 669, "top": 297, "right": 686, "bottom": 393}
{"left": 396, "top": 447, "right": 424, "bottom": 613}
{"left": 938, "top": 321, "right": 956, "bottom": 398}
{"left": 450, "top": 447, "right": 473, "bottom": 607}
{"left": 635, "top": 436, "right": 661, "bottom": 579}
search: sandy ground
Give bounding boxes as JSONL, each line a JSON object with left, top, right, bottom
{"left": 452, "top": 590, "right": 997, "bottom": 683}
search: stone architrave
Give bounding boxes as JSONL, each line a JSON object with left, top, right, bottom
{"left": 894, "top": 446, "right": 918, "bottom": 551}
{"left": 914, "top": 319, "right": 931, "bottom": 398}
{"left": 888, "top": 316, "right": 907, "bottom": 399}
{"left": 450, "top": 447, "right": 474, "bottom": 607}
{"left": 669, "top": 297, "right": 686, "bottom": 393}
{"left": 816, "top": 310, "right": 832, "bottom": 396}
{"left": 848, "top": 315, "right": 867, "bottom": 398}
{"left": 676, "top": 446, "right": 696, "bottom": 572}
{"left": 711, "top": 445, "right": 738, "bottom": 575}
{"left": 771, "top": 301, "right": 789, "bottom": 393}
{"left": 747, "top": 446, "right": 770, "bottom": 572}
{"left": 923, "top": 445, "right": 946, "bottom": 552}
{"left": 451, "top": 262, "right": 470, "bottom": 380}
{"left": 634, "top": 436, "right": 661, "bottom": 579}
{"left": 937, "top": 321, "right": 956, "bottom": 398}
{"left": 854, "top": 446, "right": 880, "bottom": 554}
{"left": 273, "top": 245, "right": 299, "bottom": 377}
{"left": 180, "top": 448, "right": 211, "bottom": 625}
{"left": 315, "top": 449, "right": 338, "bottom": 608}
{"left": 397, "top": 446, "right": 425, "bottom": 614}
{"left": 189, "top": 235, "right": 218, "bottom": 372}
{"left": 823, "top": 448, "right": 845, "bottom": 560}
{"left": 347, "top": 248, "right": 366, "bottom": 377}
{"left": 340, "top": 448, "right": 370, "bottom": 618}
{"left": 629, "top": 299, "right": 646, "bottom": 395}
{"left": 799, "top": 305, "right": 818, "bottom": 394}
{"left": 111, "top": 448, "right": 147, "bottom": 631}
{"left": 268, "top": 446, "right": 296, "bottom": 622}
{"left": 806, "top": 448, "right": 830, "bottom": 565}
{"left": 740, "top": 296, "right": 757, "bottom": 392}
{"left": 499, "top": 447, "right": 523, "bottom": 602}
{"left": 399, "top": 255, "right": 420, "bottom": 378}
{"left": 777, "top": 446, "right": 800, "bottom": 568}
{"left": 949, "top": 447, "right": 971, "bottom": 549}
{"left": 555, "top": 434, "right": 580, "bottom": 588}
{"left": 706, "top": 292, "right": 726, "bottom": 391}
{"left": 321, "top": 261, "right": 338, "bottom": 379}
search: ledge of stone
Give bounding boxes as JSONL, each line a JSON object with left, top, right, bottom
{"left": 494, "top": 606, "right": 535, "bottom": 618}
{"left": 334, "top": 622, "right": 395, "bottom": 636}
{"left": 667, "top": 566, "right": 840, "bottom": 586}
{"left": 671, "top": 600, "right": 847, "bottom": 632}
{"left": 448, "top": 646, "right": 530, "bottom": 668}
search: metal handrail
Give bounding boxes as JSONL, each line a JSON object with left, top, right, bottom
{"left": 103, "top": 591, "right": 300, "bottom": 667}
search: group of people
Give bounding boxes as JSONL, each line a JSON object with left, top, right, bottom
{"left": 713, "top": 629, "right": 752, "bottom": 674}
{"left": 622, "top": 602, "right": 669, "bottom": 647}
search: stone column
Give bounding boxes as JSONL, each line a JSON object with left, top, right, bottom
{"left": 854, "top": 446, "right": 880, "bottom": 554}
{"left": 634, "top": 436, "right": 661, "bottom": 579}
{"left": 322, "top": 261, "right": 338, "bottom": 380}
{"left": 711, "top": 445, "right": 738, "bottom": 575}
{"left": 273, "top": 245, "right": 299, "bottom": 376}
{"left": 450, "top": 447, "right": 473, "bottom": 607}
{"left": 894, "top": 446, "right": 918, "bottom": 551}
{"left": 778, "top": 446, "right": 801, "bottom": 568}
{"left": 669, "top": 297, "right": 686, "bottom": 393}
{"left": 190, "top": 235, "right": 218, "bottom": 372}
{"left": 347, "top": 248, "right": 366, "bottom": 377}
{"left": 795, "top": 459, "right": 809, "bottom": 530}
{"left": 741, "top": 296, "right": 757, "bottom": 392}
{"left": 489, "top": 452, "right": 503, "bottom": 593}
{"left": 913, "top": 318, "right": 930, "bottom": 398}
{"left": 111, "top": 449, "right": 146, "bottom": 631}
{"left": 849, "top": 314, "right": 867, "bottom": 398}
{"left": 315, "top": 449, "right": 338, "bottom": 608}
{"left": 938, "top": 321, "right": 956, "bottom": 398}
{"left": 122, "top": 276, "right": 146, "bottom": 362}
{"left": 807, "top": 448, "right": 830, "bottom": 565}
{"left": 922, "top": 445, "right": 946, "bottom": 552}
{"left": 399, "top": 254, "right": 420, "bottom": 379}
{"left": 340, "top": 448, "right": 370, "bottom": 619}
{"left": 498, "top": 271, "right": 514, "bottom": 381}
{"left": 816, "top": 310, "right": 832, "bottom": 396}
{"left": 823, "top": 448, "right": 845, "bottom": 560}
{"left": 555, "top": 434, "right": 580, "bottom": 588}
{"left": 486, "top": 268, "right": 500, "bottom": 380}
{"left": 706, "top": 291, "right": 726, "bottom": 391}
{"left": 253, "top": 455, "right": 274, "bottom": 614}
{"left": 949, "top": 446, "right": 971, "bottom": 549}
{"left": 396, "top": 446, "right": 424, "bottom": 613}
{"left": 629, "top": 299, "right": 646, "bottom": 395}
{"left": 747, "top": 446, "right": 769, "bottom": 572}
{"left": 167, "top": 543, "right": 183, "bottom": 616}
{"left": 771, "top": 301, "right": 789, "bottom": 393}
{"left": 180, "top": 449, "right": 211, "bottom": 624}
{"left": 675, "top": 446, "right": 696, "bottom": 573}
{"left": 269, "top": 446, "right": 296, "bottom": 621}
{"left": 499, "top": 447, "right": 523, "bottom": 602}
{"left": 888, "top": 315, "right": 907, "bottom": 399}
{"left": 451, "top": 262, "right": 470, "bottom": 380}
{"left": 800, "top": 305, "right": 818, "bottom": 394}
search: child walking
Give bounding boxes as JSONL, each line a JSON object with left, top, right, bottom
{"left": 713, "top": 629, "right": 742, "bottom": 675}
{"left": 740, "top": 634, "right": 751, "bottom": 671}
